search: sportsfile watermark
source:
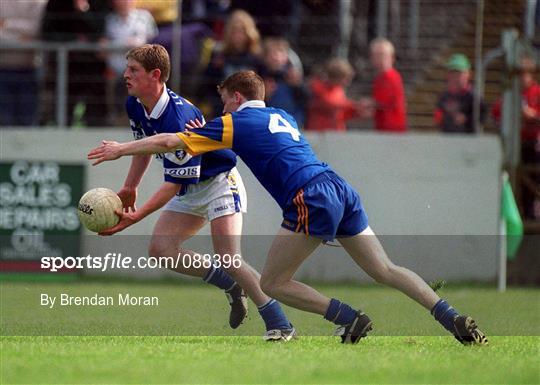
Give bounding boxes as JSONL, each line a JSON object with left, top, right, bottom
{"left": 40, "top": 253, "right": 243, "bottom": 272}
{"left": 1, "top": 235, "right": 538, "bottom": 336}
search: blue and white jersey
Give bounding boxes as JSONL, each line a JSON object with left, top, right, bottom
{"left": 176, "top": 100, "right": 330, "bottom": 208}
{"left": 126, "top": 86, "right": 237, "bottom": 189}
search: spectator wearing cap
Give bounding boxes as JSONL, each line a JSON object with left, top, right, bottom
{"left": 434, "top": 53, "right": 486, "bottom": 133}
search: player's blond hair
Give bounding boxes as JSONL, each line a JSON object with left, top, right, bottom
{"left": 126, "top": 44, "right": 170, "bottom": 83}
{"left": 218, "top": 70, "right": 265, "bottom": 101}
{"left": 223, "top": 10, "right": 261, "bottom": 56}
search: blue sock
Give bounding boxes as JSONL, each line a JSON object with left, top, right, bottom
{"left": 203, "top": 266, "right": 236, "bottom": 291}
{"left": 324, "top": 298, "right": 358, "bottom": 325}
{"left": 431, "top": 299, "right": 459, "bottom": 333}
{"left": 257, "top": 299, "right": 291, "bottom": 330}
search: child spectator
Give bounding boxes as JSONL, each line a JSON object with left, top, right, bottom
{"left": 434, "top": 53, "right": 486, "bottom": 133}
{"left": 305, "top": 58, "right": 368, "bottom": 132}
{"left": 259, "top": 37, "right": 307, "bottom": 126}
{"left": 369, "top": 38, "right": 407, "bottom": 132}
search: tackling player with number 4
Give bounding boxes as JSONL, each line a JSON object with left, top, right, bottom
{"left": 96, "top": 45, "right": 294, "bottom": 341}
{"left": 89, "top": 70, "right": 488, "bottom": 345}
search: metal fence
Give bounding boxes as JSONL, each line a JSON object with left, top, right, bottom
{"left": 0, "top": 41, "right": 141, "bottom": 128}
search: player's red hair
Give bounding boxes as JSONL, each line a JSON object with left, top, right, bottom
{"left": 218, "top": 70, "right": 265, "bottom": 101}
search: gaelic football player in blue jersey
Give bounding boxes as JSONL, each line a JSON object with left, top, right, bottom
{"left": 95, "top": 46, "right": 294, "bottom": 341}
{"left": 89, "top": 70, "right": 488, "bottom": 345}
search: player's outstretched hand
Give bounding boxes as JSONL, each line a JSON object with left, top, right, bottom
{"left": 185, "top": 118, "right": 204, "bottom": 129}
{"left": 87, "top": 140, "right": 123, "bottom": 166}
{"left": 98, "top": 209, "right": 137, "bottom": 236}
{"left": 117, "top": 186, "right": 137, "bottom": 213}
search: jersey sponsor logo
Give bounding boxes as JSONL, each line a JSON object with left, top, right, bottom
{"left": 164, "top": 150, "right": 193, "bottom": 166}
{"left": 164, "top": 166, "right": 200, "bottom": 178}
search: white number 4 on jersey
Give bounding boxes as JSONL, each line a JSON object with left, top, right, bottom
{"left": 268, "top": 113, "right": 301, "bottom": 141}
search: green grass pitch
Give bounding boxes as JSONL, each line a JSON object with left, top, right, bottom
{"left": 1, "top": 281, "right": 539, "bottom": 384}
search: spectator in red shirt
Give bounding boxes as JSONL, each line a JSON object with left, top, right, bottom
{"left": 369, "top": 38, "right": 407, "bottom": 132}
{"left": 519, "top": 58, "right": 540, "bottom": 147}
{"left": 305, "top": 58, "right": 367, "bottom": 132}
{"left": 492, "top": 56, "right": 540, "bottom": 145}
{"left": 491, "top": 56, "right": 540, "bottom": 219}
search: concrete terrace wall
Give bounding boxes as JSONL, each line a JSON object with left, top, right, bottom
{"left": 0, "top": 129, "right": 502, "bottom": 282}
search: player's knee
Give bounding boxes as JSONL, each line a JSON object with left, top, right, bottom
{"left": 260, "top": 276, "right": 279, "bottom": 298}
{"left": 147, "top": 239, "right": 176, "bottom": 260}
{"left": 370, "top": 264, "right": 394, "bottom": 284}
{"left": 147, "top": 241, "right": 162, "bottom": 259}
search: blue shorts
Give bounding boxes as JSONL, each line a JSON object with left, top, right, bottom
{"left": 281, "top": 171, "right": 369, "bottom": 241}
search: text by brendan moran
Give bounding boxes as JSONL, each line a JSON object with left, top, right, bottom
{"left": 40, "top": 293, "right": 159, "bottom": 308}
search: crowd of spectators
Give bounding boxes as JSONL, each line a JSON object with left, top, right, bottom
{"left": 0, "top": 1, "right": 538, "bottom": 148}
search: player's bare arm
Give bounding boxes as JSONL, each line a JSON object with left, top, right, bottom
{"left": 118, "top": 154, "right": 152, "bottom": 213}
{"left": 99, "top": 181, "right": 181, "bottom": 236}
{"left": 88, "top": 134, "right": 186, "bottom": 165}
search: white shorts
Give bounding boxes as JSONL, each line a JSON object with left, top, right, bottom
{"left": 163, "top": 167, "right": 247, "bottom": 221}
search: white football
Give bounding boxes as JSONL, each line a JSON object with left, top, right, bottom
{"left": 77, "top": 188, "right": 122, "bottom": 233}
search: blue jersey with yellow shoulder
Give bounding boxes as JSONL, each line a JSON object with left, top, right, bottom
{"left": 126, "top": 87, "right": 236, "bottom": 188}
{"left": 177, "top": 100, "right": 329, "bottom": 208}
